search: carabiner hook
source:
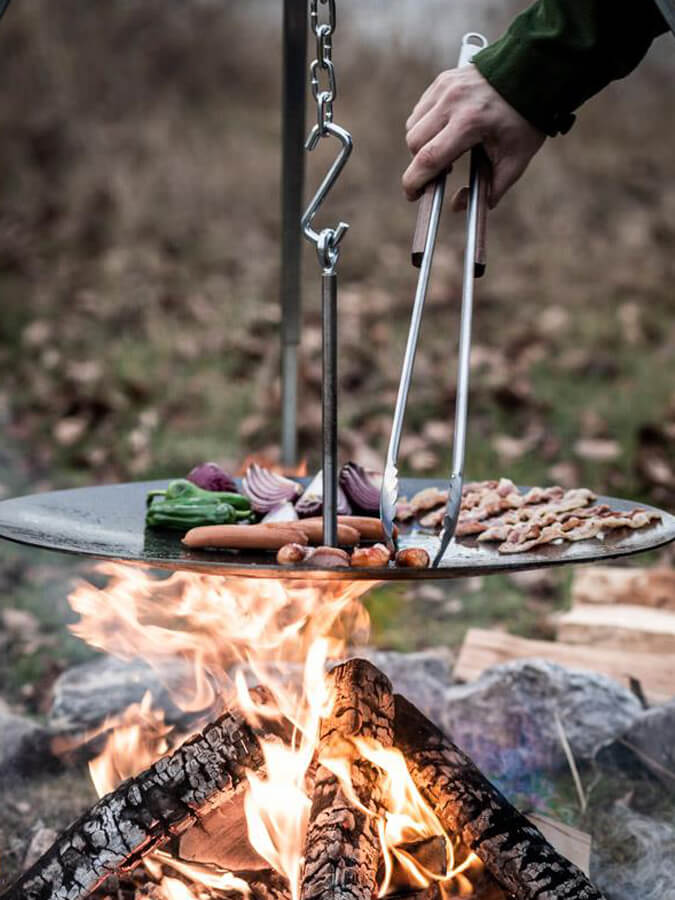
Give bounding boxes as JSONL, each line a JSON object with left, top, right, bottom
{"left": 301, "top": 121, "right": 353, "bottom": 272}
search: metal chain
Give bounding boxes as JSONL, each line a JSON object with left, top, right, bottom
{"left": 301, "top": 0, "right": 353, "bottom": 274}
{"left": 310, "top": 0, "right": 337, "bottom": 133}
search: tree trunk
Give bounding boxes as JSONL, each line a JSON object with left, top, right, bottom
{"left": 300, "top": 658, "right": 395, "bottom": 900}
{"left": 1, "top": 709, "right": 267, "bottom": 900}
{"left": 393, "top": 694, "right": 604, "bottom": 900}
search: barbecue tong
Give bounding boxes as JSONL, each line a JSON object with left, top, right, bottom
{"left": 380, "top": 32, "right": 491, "bottom": 566}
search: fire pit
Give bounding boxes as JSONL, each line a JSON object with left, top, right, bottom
{"left": 0, "top": 565, "right": 605, "bottom": 900}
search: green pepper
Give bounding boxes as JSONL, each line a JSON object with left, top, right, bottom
{"left": 146, "top": 479, "right": 251, "bottom": 511}
{"left": 146, "top": 500, "right": 252, "bottom": 531}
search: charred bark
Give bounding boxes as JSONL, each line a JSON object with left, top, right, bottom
{"left": 0, "top": 709, "right": 265, "bottom": 900}
{"left": 300, "top": 658, "right": 395, "bottom": 900}
{"left": 393, "top": 694, "right": 604, "bottom": 900}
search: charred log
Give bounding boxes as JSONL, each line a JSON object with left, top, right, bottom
{"left": 0, "top": 709, "right": 266, "bottom": 900}
{"left": 393, "top": 694, "right": 604, "bottom": 900}
{"left": 300, "top": 658, "right": 395, "bottom": 900}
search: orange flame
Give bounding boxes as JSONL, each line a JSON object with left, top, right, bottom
{"left": 69, "top": 565, "right": 482, "bottom": 898}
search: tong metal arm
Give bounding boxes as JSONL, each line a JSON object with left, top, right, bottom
{"left": 380, "top": 32, "right": 491, "bottom": 563}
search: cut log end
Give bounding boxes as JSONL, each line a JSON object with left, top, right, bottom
{"left": 300, "top": 658, "right": 395, "bottom": 900}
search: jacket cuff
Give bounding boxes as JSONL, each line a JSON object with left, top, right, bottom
{"left": 473, "top": 32, "right": 576, "bottom": 137}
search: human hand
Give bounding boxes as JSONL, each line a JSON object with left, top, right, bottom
{"left": 403, "top": 65, "right": 545, "bottom": 208}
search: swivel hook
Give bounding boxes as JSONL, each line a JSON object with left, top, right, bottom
{"left": 301, "top": 121, "right": 353, "bottom": 272}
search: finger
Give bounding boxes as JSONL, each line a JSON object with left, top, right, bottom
{"left": 406, "top": 106, "right": 450, "bottom": 155}
{"left": 405, "top": 76, "right": 445, "bottom": 131}
{"left": 402, "top": 120, "right": 477, "bottom": 201}
{"left": 450, "top": 186, "right": 469, "bottom": 213}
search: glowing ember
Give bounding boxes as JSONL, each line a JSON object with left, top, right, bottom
{"left": 68, "top": 565, "right": 481, "bottom": 898}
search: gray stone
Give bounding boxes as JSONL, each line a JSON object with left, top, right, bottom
{"left": 0, "top": 707, "right": 50, "bottom": 777}
{"left": 360, "top": 647, "right": 454, "bottom": 724}
{"left": 48, "top": 655, "right": 190, "bottom": 734}
{"left": 592, "top": 803, "right": 675, "bottom": 900}
{"left": 597, "top": 697, "right": 675, "bottom": 789}
{"left": 439, "top": 659, "right": 642, "bottom": 779}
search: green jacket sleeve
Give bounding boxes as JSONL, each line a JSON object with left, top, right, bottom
{"left": 0, "top": 0, "right": 11, "bottom": 21}
{"left": 473, "top": 0, "right": 668, "bottom": 137}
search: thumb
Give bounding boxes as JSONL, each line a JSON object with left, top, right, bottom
{"left": 488, "top": 157, "right": 527, "bottom": 209}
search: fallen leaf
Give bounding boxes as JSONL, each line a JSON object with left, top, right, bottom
{"left": 573, "top": 438, "right": 621, "bottom": 462}
{"left": 53, "top": 417, "right": 87, "bottom": 447}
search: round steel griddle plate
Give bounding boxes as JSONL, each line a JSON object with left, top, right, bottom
{"left": 0, "top": 479, "right": 673, "bottom": 581}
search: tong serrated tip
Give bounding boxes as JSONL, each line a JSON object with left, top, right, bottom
{"left": 432, "top": 475, "right": 464, "bottom": 567}
{"left": 380, "top": 461, "right": 399, "bottom": 549}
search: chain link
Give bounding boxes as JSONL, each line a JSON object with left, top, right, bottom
{"left": 302, "top": 0, "right": 353, "bottom": 273}
{"left": 310, "top": 0, "right": 337, "bottom": 133}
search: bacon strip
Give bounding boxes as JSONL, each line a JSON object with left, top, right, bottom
{"left": 404, "top": 481, "right": 659, "bottom": 556}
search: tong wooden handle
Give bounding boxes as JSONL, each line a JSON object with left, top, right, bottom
{"left": 411, "top": 181, "right": 437, "bottom": 268}
{"left": 411, "top": 148, "right": 491, "bottom": 275}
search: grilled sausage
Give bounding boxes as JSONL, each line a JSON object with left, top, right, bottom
{"left": 305, "top": 546, "right": 351, "bottom": 568}
{"left": 182, "top": 524, "right": 308, "bottom": 550}
{"left": 350, "top": 543, "right": 392, "bottom": 568}
{"left": 298, "top": 516, "right": 396, "bottom": 542}
{"left": 395, "top": 547, "right": 430, "bottom": 569}
{"left": 277, "top": 543, "right": 311, "bottom": 565}
{"left": 263, "top": 520, "right": 360, "bottom": 546}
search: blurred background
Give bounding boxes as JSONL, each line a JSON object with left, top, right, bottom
{"left": 0, "top": 0, "right": 673, "bottom": 887}
{"left": 0, "top": 0, "right": 674, "bottom": 683}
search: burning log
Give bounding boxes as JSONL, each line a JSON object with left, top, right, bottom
{"left": 393, "top": 694, "right": 604, "bottom": 900}
{"left": 0, "top": 708, "right": 268, "bottom": 900}
{"left": 300, "top": 658, "right": 395, "bottom": 900}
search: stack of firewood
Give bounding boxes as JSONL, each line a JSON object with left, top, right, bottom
{"left": 0, "top": 660, "right": 605, "bottom": 900}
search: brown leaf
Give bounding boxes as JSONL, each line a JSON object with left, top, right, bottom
{"left": 53, "top": 417, "right": 87, "bottom": 447}
{"left": 573, "top": 438, "right": 621, "bottom": 462}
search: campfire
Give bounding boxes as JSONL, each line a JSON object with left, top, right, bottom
{"left": 2, "top": 567, "right": 602, "bottom": 900}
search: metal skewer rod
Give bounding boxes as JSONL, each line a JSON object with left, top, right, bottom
{"left": 322, "top": 269, "right": 339, "bottom": 546}
{"left": 301, "top": 0, "right": 352, "bottom": 547}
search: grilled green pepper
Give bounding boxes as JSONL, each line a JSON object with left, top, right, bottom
{"left": 146, "top": 500, "right": 252, "bottom": 531}
{"left": 146, "top": 479, "right": 251, "bottom": 511}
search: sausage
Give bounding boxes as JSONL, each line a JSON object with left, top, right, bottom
{"left": 277, "top": 543, "right": 311, "bottom": 565}
{"left": 350, "top": 543, "right": 392, "bottom": 568}
{"left": 305, "top": 546, "right": 351, "bottom": 568}
{"left": 395, "top": 547, "right": 430, "bottom": 569}
{"left": 182, "top": 524, "right": 308, "bottom": 550}
{"left": 263, "top": 520, "right": 360, "bottom": 546}
{"left": 298, "top": 516, "right": 396, "bottom": 543}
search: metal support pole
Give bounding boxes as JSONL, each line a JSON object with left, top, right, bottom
{"left": 280, "top": 0, "right": 308, "bottom": 468}
{"left": 322, "top": 270, "right": 338, "bottom": 546}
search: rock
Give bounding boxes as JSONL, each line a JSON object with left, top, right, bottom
{"left": 360, "top": 647, "right": 453, "bottom": 724}
{"left": 596, "top": 697, "right": 675, "bottom": 789}
{"left": 592, "top": 803, "right": 675, "bottom": 900}
{"left": 439, "top": 659, "right": 642, "bottom": 779}
{"left": 0, "top": 709, "right": 51, "bottom": 777}
{"left": 48, "top": 655, "right": 190, "bottom": 734}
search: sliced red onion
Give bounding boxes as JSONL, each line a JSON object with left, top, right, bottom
{"left": 296, "top": 470, "right": 352, "bottom": 517}
{"left": 187, "top": 462, "right": 237, "bottom": 493}
{"left": 242, "top": 464, "right": 303, "bottom": 513}
{"left": 261, "top": 501, "right": 299, "bottom": 523}
{"left": 339, "top": 461, "right": 381, "bottom": 514}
